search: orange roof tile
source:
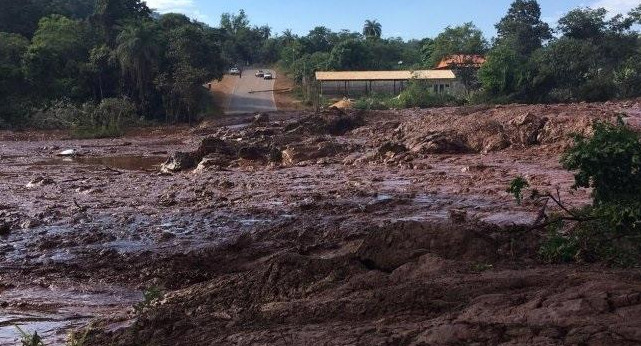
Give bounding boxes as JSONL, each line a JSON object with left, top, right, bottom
{"left": 436, "top": 55, "right": 486, "bottom": 69}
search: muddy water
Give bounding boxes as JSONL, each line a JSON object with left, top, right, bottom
{"left": 0, "top": 285, "right": 141, "bottom": 345}
{"left": 32, "top": 156, "right": 166, "bottom": 171}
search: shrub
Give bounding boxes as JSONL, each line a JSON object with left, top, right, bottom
{"left": 15, "top": 325, "right": 44, "bottom": 346}
{"left": 514, "top": 119, "right": 641, "bottom": 266}
{"left": 353, "top": 95, "right": 390, "bottom": 110}
{"left": 27, "top": 98, "right": 139, "bottom": 138}
{"left": 134, "top": 286, "right": 164, "bottom": 313}
{"left": 72, "top": 98, "right": 138, "bottom": 138}
{"left": 395, "top": 81, "right": 463, "bottom": 108}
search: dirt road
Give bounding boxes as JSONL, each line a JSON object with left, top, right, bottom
{"left": 226, "top": 68, "right": 277, "bottom": 114}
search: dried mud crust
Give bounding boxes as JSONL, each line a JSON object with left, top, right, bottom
{"left": 1, "top": 100, "right": 641, "bottom": 345}
{"left": 92, "top": 221, "right": 641, "bottom": 346}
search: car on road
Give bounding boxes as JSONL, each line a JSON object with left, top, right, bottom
{"left": 229, "top": 67, "right": 240, "bottom": 75}
{"left": 255, "top": 70, "right": 265, "bottom": 77}
{"left": 263, "top": 72, "right": 273, "bottom": 80}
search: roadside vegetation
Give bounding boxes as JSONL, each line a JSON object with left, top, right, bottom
{"left": 1, "top": 1, "right": 640, "bottom": 133}
{"left": 510, "top": 118, "right": 641, "bottom": 266}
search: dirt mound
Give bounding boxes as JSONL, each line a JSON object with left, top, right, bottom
{"left": 285, "top": 110, "right": 364, "bottom": 136}
{"left": 356, "top": 221, "right": 498, "bottom": 272}
{"left": 390, "top": 102, "right": 628, "bottom": 155}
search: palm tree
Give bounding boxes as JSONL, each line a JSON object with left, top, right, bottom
{"left": 363, "top": 19, "right": 382, "bottom": 39}
{"left": 115, "top": 20, "right": 161, "bottom": 106}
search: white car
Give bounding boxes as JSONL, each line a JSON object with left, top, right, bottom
{"left": 229, "top": 67, "right": 240, "bottom": 75}
{"left": 255, "top": 70, "right": 265, "bottom": 77}
{"left": 263, "top": 72, "right": 273, "bottom": 80}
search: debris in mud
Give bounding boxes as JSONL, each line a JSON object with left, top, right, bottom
{"left": 407, "top": 131, "right": 471, "bottom": 154}
{"left": 281, "top": 139, "right": 345, "bottom": 166}
{"left": 377, "top": 142, "right": 408, "bottom": 157}
{"left": 253, "top": 112, "right": 269, "bottom": 124}
{"left": 285, "top": 110, "right": 364, "bottom": 136}
{"left": 26, "top": 176, "right": 54, "bottom": 188}
{"left": 160, "top": 152, "right": 196, "bottom": 173}
{"left": 56, "top": 149, "right": 77, "bottom": 157}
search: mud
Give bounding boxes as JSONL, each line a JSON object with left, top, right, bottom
{"left": 0, "top": 100, "right": 640, "bottom": 345}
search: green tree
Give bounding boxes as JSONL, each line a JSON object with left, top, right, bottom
{"left": 0, "top": 32, "right": 30, "bottom": 124}
{"left": 428, "top": 23, "right": 487, "bottom": 67}
{"left": 23, "top": 15, "right": 90, "bottom": 99}
{"left": 478, "top": 44, "right": 531, "bottom": 97}
{"left": 328, "top": 39, "right": 371, "bottom": 70}
{"left": 558, "top": 7, "right": 609, "bottom": 40}
{"left": 93, "top": 0, "right": 151, "bottom": 44}
{"left": 363, "top": 19, "right": 382, "bottom": 39}
{"left": 495, "top": 0, "right": 552, "bottom": 56}
{"left": 115, "top": 20, "right": 162, "bottom": 111}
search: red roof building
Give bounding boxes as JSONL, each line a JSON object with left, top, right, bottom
{"left": 436, "top": 54, "right": 486, "bottom": 69}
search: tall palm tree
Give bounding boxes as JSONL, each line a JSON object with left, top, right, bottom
{"left": 115, "top": 20, "right": 161, "bottom": 106}
{"left": 363, "top": 19, "right": 382, "bottom": 39}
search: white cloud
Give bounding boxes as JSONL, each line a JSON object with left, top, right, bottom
{"left": 591, "top": 0, "right": 639, "bottom": 15}
{"left": 145, "top": 0, "right": 195, "bottom": 13}
{"left": 144, "top": 0, "right": 213, "bottom": 23}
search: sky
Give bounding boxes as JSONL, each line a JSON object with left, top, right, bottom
{"left": 144, "top": 0, "right": 640, "bottom": 40}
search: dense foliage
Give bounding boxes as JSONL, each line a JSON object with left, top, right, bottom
{"left": 0, "top": 0, "right": 231, "bottom": 130}
{"left": 480, "top": 2, "right": 641, "bottom": 103}
{"left": 512, "top": 120, "right": 641, "bottom": 266}
{"left": 1, "top": 0, "right": 641, "bottom": 129}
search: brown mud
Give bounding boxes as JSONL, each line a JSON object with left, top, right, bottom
{"left": 1, "top": 100, "right": 641, "bottom": 345}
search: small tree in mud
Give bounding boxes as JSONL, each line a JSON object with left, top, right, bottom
{"left": 510, "top": 118, "right": 641, "bottom": 266}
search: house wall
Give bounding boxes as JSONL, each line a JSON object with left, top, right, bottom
{"left": 319, "top": 79, "right": 461, "bottom": 97}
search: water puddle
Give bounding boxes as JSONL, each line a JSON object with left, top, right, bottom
{"left": 0, "top": 285, "right": 141, "bottom": 345}
{"left": 33, "top": 156, "right": 165, "bottom": 171}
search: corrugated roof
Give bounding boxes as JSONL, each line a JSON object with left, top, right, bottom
{"left": 315, "top": 70, "right": 456, "bottom": 81}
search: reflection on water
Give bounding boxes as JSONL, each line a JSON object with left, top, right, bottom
{"left": 33, "top": 155, "right": 166, "bottom": 171}
{"left": 0, "top": 286, "right": 141, "bottom": 345}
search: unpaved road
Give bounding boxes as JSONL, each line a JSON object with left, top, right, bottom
{"left": 1, "top": 100, "right": 641, "bottom": 345}
{"left": 226, "top": 68, "right": 277, "bottom": 115}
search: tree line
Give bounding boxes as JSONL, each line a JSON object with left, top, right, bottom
{"left": 0, "top": 0, "right": 640, "bottom": 129}
{"left": 0, "top": 0, "right": 232, "bottom": 129}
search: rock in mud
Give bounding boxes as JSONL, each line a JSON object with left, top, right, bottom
{"left": 511, "top": 112, "right": 548, "bottom": 146}
{"left": 195, "top": 137, "right": 235, "bottom": 157}
{"left": 194, "top": 155, "right": 228, "bottom": 172}
{"left": 161, "top": 152, "right": 196, "bottom": 173}
{"left": 26, "top": 176, "right": 54, "bottom": 188}
{"left": 162, "top": 137, "right": 236, "bottom": 172}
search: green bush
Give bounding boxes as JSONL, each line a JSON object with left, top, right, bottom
{"left": 353, "top": 95, "right": 390, "bottom": 110}
{"left": 134, "top": 286, "right": 164, "bottom": 313}
{"left": 532, "top": 119, "right": 641, "bottom": 266}
{"left": 72, "top": 98, "right": 138, "bottom": 138}
{"left": 28, "top": 98, "right": 139, "bottom": 138}
{"left": 562, "top": 119, "right": 641, "bottom": 205}
{"left": 395, "top": 81, "right": 463, "bottom": 108}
